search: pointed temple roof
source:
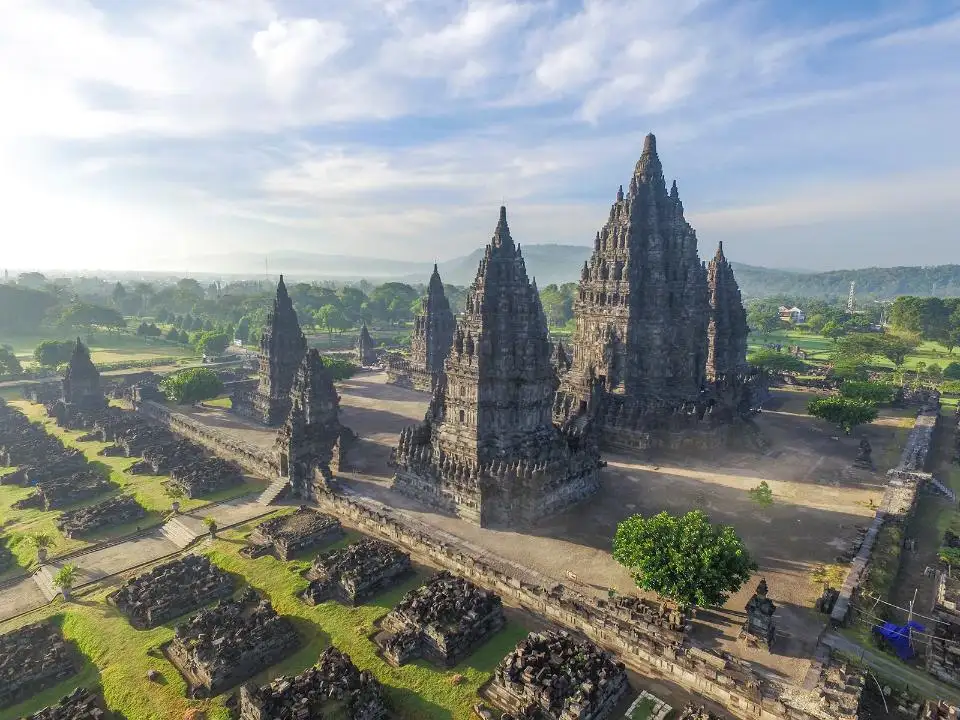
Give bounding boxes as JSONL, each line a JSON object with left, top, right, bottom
{"left": 65, "top": 337, "right": 98, "bottom": 380}
{"left": 491, "top": 205, "right": 513, "bottom": 249}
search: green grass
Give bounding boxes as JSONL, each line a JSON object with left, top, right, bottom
{"left": 0, "top": 401, "right": 267, "bottom": 576}
{"left": 3, "top": 332, "right": 195, "bottom": 366}
{"left": 626, "top": 695, "right": 658, "bottom": 720}
{"left": 0, "top": 517, "right": 529, "bottom": 720}
{"left": 204, "top": 396, "right": 232, "bottom": 409}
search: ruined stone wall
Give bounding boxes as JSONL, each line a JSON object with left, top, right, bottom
{"left": 137, "top": 401, "right": 276, "bottom": 479}
{"left": 312, "top": 490, "right": 835, "bottom": 720}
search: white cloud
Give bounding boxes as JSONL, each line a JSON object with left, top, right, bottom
{"left": 252, "top": 18, "right": 350, "bottom": 97}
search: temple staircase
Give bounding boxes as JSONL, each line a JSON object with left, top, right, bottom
{"left": 160, "top": 516, "right": 199, "bottom": 549}
{"left": 33, "top": 565, "right": 60, "bottom": 601}
{"left": 258, "top": 478, "right": 290, "bottom": 506}
{"left": 928, "top": 476, "right": 957, "bottom": 503}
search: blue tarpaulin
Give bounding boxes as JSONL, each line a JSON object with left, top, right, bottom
{"left": 873, "top": 621, "right": 926, "bottom": 660}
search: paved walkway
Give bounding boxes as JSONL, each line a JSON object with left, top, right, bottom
{"left": 0, "top": 494, "right": 275, "bottom": 623}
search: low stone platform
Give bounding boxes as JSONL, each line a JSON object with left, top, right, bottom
{"left": 240, "top": 507, "right": 343, "bottom": 560}
{"left": 486, "top": 630, "right": 629, "bottom": 720}
{"left": 109, "top": 555, "right": 235, "bottom": 629}
{"left": 165, "top": 588, "right": 300, "bottom": 697}
{"left": 303, "top": 538, "right": 412, "bottom": 606}
{"left": 167, "top": 456, "right": 243, "bottom": 498}
{"left": 0, "top": 621, "right": 78, "bottom": 709}
{"left": 57, "top": 495, "right": 146, "bottom": 538}
{"left": 26, "top": 687, "right": 108, "bottom": 719}
{"left": 13, "top": 470, "right": 112, "bottom": 511}
{"left": 239, "top": 646, "right": 389, "bottom": 720}
{"left": 377, "top": 570, "right": 505, "bottom": 668}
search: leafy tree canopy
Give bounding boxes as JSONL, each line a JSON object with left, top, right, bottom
{"left": 807, "top": 396, "right": 878, "bottom": 434}
{"left": 34, "top": 339, "right": 76, "bottom": 367}
{"left": 612, "top": 510, "right": 757, "bottom": 609}
{"left": 746, "top": 348, "right": 806, "bottom": 373}
{"left": 839, "top": 380, "right": 894, "bottom": 404}
{"left": 195, "top": 331, "right": 230, "bottom": 357}
{"left": 944, "top": 362, "right": 960, "bottom": 380}
{"left": 159, "top": 368, "right": 224, "bottom": 405}
{"left": 0, "top": 346, "right": 23, "bottom": 376}
{"left": 59, "top": 302, "right": 126, "bottom": 331}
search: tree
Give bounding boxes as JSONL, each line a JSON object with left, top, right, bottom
{"left": 195, "top": 331, "right": 230, "bottom": 357}
{"left": 748, "top": 481, "right": 773, "bottom": 507}
{"left": 746, "top": 349, "right": 806, "bottom": 373}
{"left": 821, "top": 321, "right": 847, "bottom": 341}
{"left": 807, "top": 396, "right": 878, "bottom": 435}
{"left": 876, "top": 334, "right": 917, "bottom": 368}
{"left": 612, "top": 510, "right": 756, "bottom": 609}
{"left": 839, "top": 380, "right": 894, "bottom": 404}
{"left": 159, "top": 368, "right": 224, "bottom": 405}
{"left": 111, "top": 282, "right": 127, "bottom": 308}
{"left": 235, "top": 316, "right": 251, "bottom": 343}
{"left": 34, "top": 340, "right": 75, "bottom": 368}
{"left": 53, "top": 564, "right": 79, "bottom": 599}
{"left": 58, "top": 302, "right": 126, "bottom": 334}
{"left": 29, "top": 532, "right": 55, "bottom": 562}
{"left": 944, "top": 362, "right": 960, "bottom": 380}
{"left": 315, "top": 304, "right": 347, "bottom": 338}
{"left": 746, "top": 303, "right": 781, "bottom": 336}
{"left": 0, "top": 346, "right": 22, "bottom": 376}
{"left": 164, "top": 327, "right": 181, "bottom": 342}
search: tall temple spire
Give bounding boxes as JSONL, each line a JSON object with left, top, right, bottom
{"left": 491, "top": 206, "right": 513, "bottom": 249}
{"left": 634, "top": 132, "right": 664, "bottom": 184}
{"left": 705, "top": 240, "right": 748, "bottom": 379}
{"left": 428, "top": 263, "right": 444, "bottom": 295}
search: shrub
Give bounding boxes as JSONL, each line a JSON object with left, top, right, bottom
{"left": 747, "top": 348, "right": 806, "bottom": 373}
{"left": 159, "top": 367, "right": 224, "bottom": 404}
{"left": 808, "top": 396, "right": 878, "bottom": 434}
{"left": 943, "top": 362, "right": 960, "bottom": 380}
{"left": 839, "top": 380, "right": 894, "bottom": 404}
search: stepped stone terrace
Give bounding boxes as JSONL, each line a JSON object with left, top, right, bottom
{"left": 240, "top": 507, "right": 343, "bottom": 560}
{"left": 110, "top": 555, "right": 235, "bottom": 630}
{"left": 303, "top": 537, "right": 412, "bottom": 606}
{"left": 377, "top": 570, "right": 505, "bottom": 668}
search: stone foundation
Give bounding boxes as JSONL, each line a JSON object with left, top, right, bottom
{"left": 110, "top": 555, "right": 235, "bottom": 630}
{"left": 239, "top": 646, "right": 389, "bottom": 720}
{"left": 0, "top": 622, "right": 78, "bottom": 709}
{"left": 486, "top": 630, "right": 629, "bottom": 720}
{"left": 13, "top": 470, "right": 112, "bottom": 511}
{"left": 57, "top": 495, "right": 146, "bottom": 538}
{"left": 25, "top": 687, "right": 107, "bottom": 720}
{"left": 165, "top": 588, "right": 299, "bottom": 697}
{"left": 303, "top": 538, "right": 412, "bottom": 606}
{"left": 378, "top": 570, "right": 505, "bottom": 668}
{"left": 241, "top": 507, "right": 343, "bottom": 560}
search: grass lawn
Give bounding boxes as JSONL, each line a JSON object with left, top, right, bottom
{"left": 0, "top": 400, "right": 267, "bottom": 577}
{"left": 204, "top": 396, "right": 232, "bottom": 409}
{"left": 0, "top": 516, "right": 529, "bottom": 720}
{"left": 2, "top": 332, "right": 196, "bottom": 366}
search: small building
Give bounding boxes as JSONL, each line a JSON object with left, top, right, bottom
{"left": 778, "top": 306, "right": 806, "bottom": 323}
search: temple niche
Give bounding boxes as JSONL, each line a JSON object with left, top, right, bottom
{"left": 386, "top": 264, "right": 456, "bottom": 392}
{"left": 554, "top": 133, "right": 764, "bottom": 451}
{"left": 274, "top": 349, "right": 353, "bottom": 499}
{"left": 392, "top": 207, "right": 604, "bottom": 528}
{"left": 232, "top": 276, "right": 307, "bottom": 426}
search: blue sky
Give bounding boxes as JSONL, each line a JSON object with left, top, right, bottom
{"left": 1, "top": 0, "right": 958, "bottom": 273}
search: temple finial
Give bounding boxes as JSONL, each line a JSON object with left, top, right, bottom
{"left": 643, "top": 133, "right": 657, "bottom": 155}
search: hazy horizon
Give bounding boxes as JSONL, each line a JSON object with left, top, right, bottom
{"left": 2, "top": 0, "right": 959, "bottom": 273}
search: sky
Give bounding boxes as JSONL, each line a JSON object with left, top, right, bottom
{"left": 1, "top": 0, "right": 959, "bottom": 274}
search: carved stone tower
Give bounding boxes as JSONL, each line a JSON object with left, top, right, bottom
{"left": 356, "top": 322, "right": 377, "bottom": 366}
{"left": 705, "top": 242, "right": 748, "bottom": 381}
{"left": 233, "top": 276, "right": 307, "bottom": 426}
{"left": 275, "top": 349, "right": 351, "bottom": 499}
{"left": 61, "top": 338, "right": 106, "bottom": 412}
{"left": 392, "top": 207, "right": 603, "bottom": 527}
{"left": 411, "top": 265, "right": 455, "bottom": 388}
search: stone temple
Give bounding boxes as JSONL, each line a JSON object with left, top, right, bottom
{"left": 62, "top": 338, "right": 106, "bottom": 412}
{"left": 232, "top": 276, "right": 307, "bottom": 426}
{"left": 554, "top": 133, "right": 762, "bottom": 451}
{"left": 356, "top": 322, "right": 378, "bottom": 367}
{"left": 392, "top": 207, "right": 604, "bottom": 527}
{"left": 274, "top": 349, "right": 352, "bottom": 498}
{"left": 386, "top": 264, "right": 456, "bottom": 392}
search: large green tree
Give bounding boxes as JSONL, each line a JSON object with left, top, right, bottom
{"left": 194, "top": 331, "right": 230, "bottom": 357}
{"left": 612, "top": 510, "right": 756, "bottom": 609}
{"left": 159, "top": 368, "right": 223, "bottom": 405}
{"left": 807, "top": 396, "right": 878, "bottom": 434}
{"left": 0, "top": 346, "right": 23, "bottom": 376}
{"left": 33, "top": 340, "right": 76, "bottom": 368}
{"left": 747, "top": 348, "right": 806, "bottom": 373}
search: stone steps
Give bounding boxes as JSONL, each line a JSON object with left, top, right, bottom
{"left": 33, "top": 565, "right": 60, "bottom": 601}
{"left": 258, "top": 479, "right": 290, "bottom": 506}
{"left": 928, "top": 476, "right": 957, "bottom": 502}
{"left": 160, "top": 516, "right": 199, "bottom": 549}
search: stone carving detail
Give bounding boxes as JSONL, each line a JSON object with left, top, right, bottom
{"left": 57, "top": 495, "right": 146, "bottom": 537}
{"left": 378, "top": 570, "right": 505, "bottom": 667}
{"left": 239, "top": 646, "right": 388, "bottom": 720}
{"left": 386, "top": 264, "right": 455, "bottom": 392}
{"left": 232, "top": 276, "right": 307, "bottom": 426}
{"left": 855, "top": 437, "right": 874, "bottom": 469}
{"left": 741, "top": 578, "right": 776, "bottom": 649}
{"left": 166, "top": 588, "right": 300, "bottom": 697}
{"left": 26, "top": 687, "right": 107, "bottom": 720}
{"left": 555, "top": 134, "right": 763, "bottom": 450}
{"left": 110, "top": 555, "right": 235, "bottom": 629}
{"left": 392, "top": 207, "right": 604, "bottom": 527}
{"left": 0, "top": 622, "right": 78, "bottom": 709}
{"left": 274, "top": 349, "right": 354, "bottom": 499}
{"left": 241, "top": 507, "right": 343, "bottom": 560}
{"left": 357, "top": 322, "right": 378, "bottom": 366}
{"left": 487, "top": 630, "right": 629, "bottom": 720}
{"left": 303, "top": 538, "right": 412, "bottom": 606}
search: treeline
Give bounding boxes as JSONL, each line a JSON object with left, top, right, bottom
{"left": 745, "top": 297, "right": 882, "bottom": 337}
{"left": 887, "top": 296, "right": 960, "bottom": 350}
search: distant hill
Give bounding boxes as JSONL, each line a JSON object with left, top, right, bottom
{"left": 180, "top": 246, "right": 960, "bottom": 300}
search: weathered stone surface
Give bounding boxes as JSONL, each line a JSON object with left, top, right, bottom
{"left": 167, "top": 588, "right": 299, "bottom": 697}
{"left": 303, "top": 537, "right": 411, "bottom": 606}
{"left": 239, "top": 646, "right": 388, "bottom": 720}
{"left": 13, "top": 470, "right": 112, "bottom": 511}
{"left": 740, "top": 578, "right": 776, "bottom": 650}
{"left": 241, "top": 507, "right": 343, "bottom": 560}
{"left": 110, "top": 555, "right": 235, "bottom": 629}
{"left": 386, "top": 265, "right": 455, "bottom": 392}
{"left": 0, "top": 622, "right": 77, "bottom": 709}
{"left": 487, "top": 630, "right": 629, "bottom": 720}
{"left": 378, "top": 570, "right": 505, "bottom": 667}
{"left": 356, "top": 322, "right": 378, "bottom": 367}
{"left": 392, "top": 207, "right": 604, "bottom": 528}
{"left": 60, "top": 338, "right": 107, "bottom": 416}
{"left": 553, "top": 134, "right": 763, "bottom": 451}
{"left": 232, "top": 276, "right": 307, "bottom": 426}
{"left": 57, "top": 495, "right": 146, "bottom": 538}
{"left": 25, "top": 687, "right": 108, "bottom": 720}
{"left": 274, "top": 350, "right": 354, "bottom": 500}
{"left": 167, "top": 456, "right": 243, "bottom": 498}
{"left": 0, "top": 536, "right": 13, "bottom": 574}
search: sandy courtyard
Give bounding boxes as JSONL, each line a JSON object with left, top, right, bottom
{"left": 200, "top": 371, "right": 913, "bottom": 685}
